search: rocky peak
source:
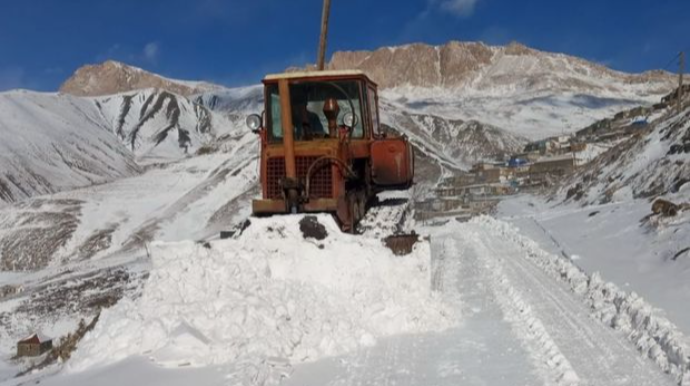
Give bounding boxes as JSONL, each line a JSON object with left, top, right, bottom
{"left": 60, "top": 60, "right": 222, "bottom": 97}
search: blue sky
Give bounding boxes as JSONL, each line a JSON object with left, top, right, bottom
{"left": 1, "top": 0, "right": 688, "bottom": 91}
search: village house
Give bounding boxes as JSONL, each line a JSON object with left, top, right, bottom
{"left": 476, "top": 166, "right": 515, "bottom": 184}
{"left": 440, "top": 174, "right": 476, "bottom": 187}
{"left": 17, "top": 333, "right": 52, "bottom": 357}
{"left": 529, "top": 154, "right": 576, "bottom": 181}
{"left": 435, "top": 186, "right": 465, "bottom": 198}
{"left": 416, "top": 198, "right": 465, "bottom": 213}
{"left": 571, "top": 142, "right": 587, "bottom": 152}
{"left": 470, "top": 162, "right": 503, "bottom": 172}
{"left": 511, "top": 152, "right": 541, "bottom": 163}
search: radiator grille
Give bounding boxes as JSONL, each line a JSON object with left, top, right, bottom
{"left": 266, "top": 156, "right": 333, "bottom": 199}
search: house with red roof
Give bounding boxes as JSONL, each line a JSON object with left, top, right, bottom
{"left": 16, "top": 332, "right": 52, "bottom": 357}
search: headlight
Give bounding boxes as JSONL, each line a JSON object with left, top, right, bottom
{"left": 246, "top": 114, "right": 262, "bottom": 131}
{"left": 343, "top": 112, "right": 357, "bottom": 128}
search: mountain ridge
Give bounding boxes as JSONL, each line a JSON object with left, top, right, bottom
{"left": 60, "top": 60, "right": 223, "bottom": 97}
{"left": 324, "top": 41, "right": 675, "bottom": 93}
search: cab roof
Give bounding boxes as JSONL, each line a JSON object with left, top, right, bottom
{"left": 263, "top": 70, "right": 375, "bottom": 85}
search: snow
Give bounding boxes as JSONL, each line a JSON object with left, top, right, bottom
{"left": 29, "top": 358, "right": 229, "bottom": 386}
{"left": 574, "top": 142, "right": 612, "bottom": 164}
{"left": 66, "top": 215, "right": 454, "bottom": 384}
{"left": 558, "top": 104, "right": 690, "bottom": 205}
{"left": 381, "top": 88, "right": 660, "bottom": 140}
{"left": 499, "top": 195, "right": 690, "bottom": 335}
{"left": 498, "top": 198, "right": 690, "bottom": 384}
{"left": 0, "top": 50, "right": 686, "bottom": 386}
{"left": 0, "top": 87, "right": 245, "bottom": 204}
{"left": 19, "top": 332, "right": 52, "bottom": 343}
{"left": 247, "top": 216, "right": 676, "bottom": 386}
{"left": 0, "top": 90, "right": 139, "bottom": 202}
{"left": 4, "top": 196, "right": 685, "bottom": 385}
{"left": 94, "top": 88, "right": 238, "bottom": 163}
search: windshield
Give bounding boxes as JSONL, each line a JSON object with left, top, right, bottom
{"left": 266, "top": 80, "right": 364, "bottom": 142}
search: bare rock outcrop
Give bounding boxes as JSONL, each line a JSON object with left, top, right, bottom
{"left": 60, "top": 60, "right": 221, "bottom": 97}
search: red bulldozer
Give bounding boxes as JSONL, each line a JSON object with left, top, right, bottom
{"left": 246, "top": 70, "right": 414, "bottom": 232}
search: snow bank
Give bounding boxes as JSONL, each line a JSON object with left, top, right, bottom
{"left": 474, "top": 216, "right": 690, "bottom": 386}
{"left": 69, "top": 215, "right": 453, "bottom": 383}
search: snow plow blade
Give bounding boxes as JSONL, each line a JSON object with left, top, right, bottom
{"left": 383, "top": 233, "right": 421, "bottom": 256}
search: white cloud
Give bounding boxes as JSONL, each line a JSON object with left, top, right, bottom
{"left": 432, "top": 0, "right": 480, "bottom": 17}
{"left": 143, "top": 42, "right": 160, "bottom": 63}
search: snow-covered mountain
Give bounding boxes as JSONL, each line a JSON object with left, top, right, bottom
{"left": 94, "top": 89, "right": 236, "bottom": 162}
{"left": 381, "top": 101, "right": 528, "bottom": 171}
{"left": 60, "top": 60, "right": 223, "bottom": 97}
{"left": 317, "top": 41, "right": 677, "bottom": 139}
{"left": 0, "top": 91, "right": 140, "bottom": 203}
{"left": 0, "top": 87, "right": 242, "bottom": 204}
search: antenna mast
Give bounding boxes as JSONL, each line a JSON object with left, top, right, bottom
{"left": 317, "top": 0, "right": 332, "bottom": 71}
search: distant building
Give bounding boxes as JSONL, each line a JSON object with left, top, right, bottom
{"left": 571, "top": 142, "right": 587, "bottom": 153}
{"left": 524, "top": 140, "right": 549, "bottom": 154}
{"left": 529, "top": 154, "right": 576, "bottom": 177}
{"left": 416, "top": 198, "right": 465, "bottom": 213}
{"left": 513, "top": 152, "right": 541, "bottom": 162}
{"left": 470, "top": 162, "right": 504, "bottom": 172}
{"left": 17, "top": 333, "right": 52, "bottom": 357}
{"left": 440, "top": 174, "right": 475, "bottom": 187}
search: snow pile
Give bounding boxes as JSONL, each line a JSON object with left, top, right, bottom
{"left": 474, "top": 216, "right": 690, "bottom": 385}
{"left": 68, "top": 215, "right": 453, "bottom": 383}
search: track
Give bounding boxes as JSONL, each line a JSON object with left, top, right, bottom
{"left": 282, "top": 218, "right": 675, "bottom": 386}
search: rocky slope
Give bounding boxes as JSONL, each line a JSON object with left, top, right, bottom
{"left": 94, "top": 89, "right": 235, "bottom": 162}
{"left": 558, "top": 90, "right": 690, "bottom": 205}
{"left": 60, "top": 60, "right": 222, "bottom": 97}
{"left": 381, "top": 100, "right": 527, "bottom": 170}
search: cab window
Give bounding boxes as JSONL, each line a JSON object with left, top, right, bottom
{"left": 367, "top": 87, "right": 380, "bottom": 136}
{"left": 267, "top": 84, "right": 283, "bottom": 141}
{"left": 266, "top": 80, "right": 365, "bottom": 142}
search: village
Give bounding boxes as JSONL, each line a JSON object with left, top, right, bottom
{"left": 415, "top": 111, "right": 652, "bottom": 222}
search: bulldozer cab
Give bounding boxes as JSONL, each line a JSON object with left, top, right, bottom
{"left": 248, "top": 70, "right": 413, "bottom": 232}
{"left": 265, "top": 79, "right": 365, "bottom": 141}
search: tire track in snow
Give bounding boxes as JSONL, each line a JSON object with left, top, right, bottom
{"left": 455, "top": 229, "right": 580, "bottom": 386}
{"left": 468, "top": 218, "right": 676, "bottom": 386}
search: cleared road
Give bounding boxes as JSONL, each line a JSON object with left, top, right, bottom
{"left": 284, "top": 219, "right": 675, "bottom": 386}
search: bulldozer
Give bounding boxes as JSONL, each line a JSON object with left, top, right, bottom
{"left": 246, "top": 70, "right": 415, "bottom": 232}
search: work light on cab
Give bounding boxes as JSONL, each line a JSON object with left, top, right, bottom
{"left": 246, "top": 114, "right": 262, "bottom": 132}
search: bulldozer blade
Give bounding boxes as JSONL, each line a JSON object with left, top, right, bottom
{"left": 383, "top": 233, "right": 421, "bottom": 256}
